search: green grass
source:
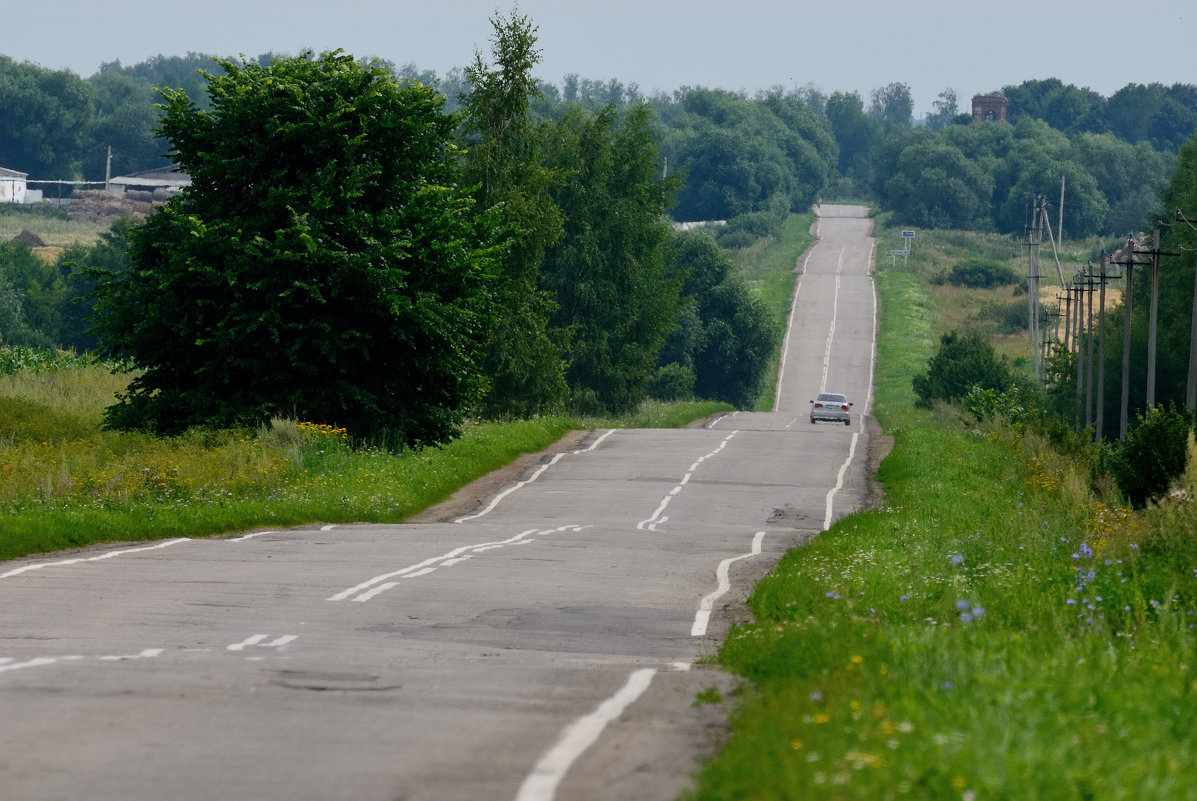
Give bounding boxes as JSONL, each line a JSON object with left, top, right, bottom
{"left": 0, "top": 345, "right": 734, "bottom": 561}
{"left": 682, "top": 219, "right": 1197, "bottom": 800}
{"left": 0, "top": 204, "right": 109, "bottom": 248}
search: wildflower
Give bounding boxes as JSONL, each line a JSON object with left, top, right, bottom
{"left": 949, "top": 553, "right": 964, "bottom": 565}
{"left": 899, "top": 594, "right": 908, "bottom": 602}
{"left": 809, "top": 690, "right": 824, "bottom": 702}
{"left": 813, "top": 713, "right": 830, "bottom": 724}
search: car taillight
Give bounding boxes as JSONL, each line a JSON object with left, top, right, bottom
{"left": 813, "top": 402, "right": 823, "bottom": 408}
{"left": 841, "top": 404, "right": 849, "bottom": 410}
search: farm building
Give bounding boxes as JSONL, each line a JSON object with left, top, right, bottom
{"left": 108, "top": 167, "right": 191, "bottom": 198}
{"left": 0, "top": 167, "right": 29, "bottom": 203}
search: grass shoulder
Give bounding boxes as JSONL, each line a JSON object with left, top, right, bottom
{"left": 683, "top": 219, "right": 1197, "bottom": 800}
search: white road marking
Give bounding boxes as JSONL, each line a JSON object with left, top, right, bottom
{"left": 98, "top": 648, "right": 164, "bottom": 661}
{"left": 228, "top": 634, "right": 297, "bottom": 652}
{"left": 691, "top": 531, "right": 766, "bottom": 637}
{"left": 0, "top": 649, "right": 164, "bottom": 674}
{"left": 515, "top": 668, "right": 658, "bottom": 801}
{"left": 227, "top": 530, "right": 273, "bottom": 542}
{"left": 331, "top": 525, "right": 587, "bottom": 603}
{"left": 774, "top": 244, "right": 816, "bottom": 410}
{"left": 456, "top": 430, "right": 616, "bottom": 523}
{"left": 637, "top": 432, "right": 737, "bottom": 531}
{"left": 1, "top": 538, "right": 191, "bottom": 579}
{"left": 822, "top": 241, "right": 878, "bottom": 528}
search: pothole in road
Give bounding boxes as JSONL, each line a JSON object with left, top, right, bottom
{"left": 271, "top": 670, "right": 400, "bottom": 692}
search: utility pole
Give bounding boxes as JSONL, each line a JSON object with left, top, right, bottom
{"left": 1028, "top": 197, "right": 1042, "bottom": 382}
{"left": 1185, "top": 210, "right": 1197, "bottom": 411}
{"left": 1094, "top": 255, "right": 1110, "bottom": 440}
{"left": 1147, "top": 225, "right": 1161, "bottom": 408}
{"left": 1139, "top": 224, "right": 1181, "bottom": 411}
{"left": 1085, "top": 268, "right": 1097, "bottom": 432}
{"left": 105, "top": 146, "right": 112, "bottom": 192}
{"left": 1058, "top": 174, "right": 1066, "bottom": 249}
{"left": 1074, "top": 271, "right": 1086, "bottom": 433}
{"left": 1116, "top": 238, "right": 1135, "bottom": 440}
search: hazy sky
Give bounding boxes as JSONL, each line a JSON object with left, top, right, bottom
{"left": 6, "top": 0, "right": 1192, "bottom": 116}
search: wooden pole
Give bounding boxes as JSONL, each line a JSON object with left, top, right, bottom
{"left": 1120, "top": 239, "right": 1135, "bottom": 440}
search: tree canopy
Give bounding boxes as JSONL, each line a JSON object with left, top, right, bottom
{"left": 90, "top": 51, "right": 499, "bottom": 446}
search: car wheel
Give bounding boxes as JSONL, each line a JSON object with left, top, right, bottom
{"left": 844, "top": 419, "right": 851, "bottom": 426}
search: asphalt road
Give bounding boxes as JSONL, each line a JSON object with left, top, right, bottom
{"left": 0, "top": 205, "right": 879, "bottom": 801}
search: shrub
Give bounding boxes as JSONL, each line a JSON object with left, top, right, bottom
{"left": 913, "top": 330, "right": 1015, "bottom": 407}
{"left": 647, "top": 363, "right": 696, "bottom": 401}
{"left": 1100, "top": 403, "right": 1194, "bottom": 508}
{"left": 947, "top": 258, "right": 1020, "bottom": 289}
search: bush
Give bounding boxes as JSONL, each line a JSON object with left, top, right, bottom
{"left": 948, "top": 258, "right": 1020, "bottom": 289}
{"left": 1100, "top": 403, "right": 1194, "bottom": 508}
{"left": 715, "top": 210, "right": 785, "bottom": 249}
{"left": 647, "top": 363, "right": 695, "bottom": 401}
{"left": 913, "top": 330, "right": 1015, "bottom": 407}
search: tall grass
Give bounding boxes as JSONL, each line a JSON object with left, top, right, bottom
{"left": 683, "top": 221, "right": 1197, "bottom": 799}
{"left": 0, "top": 347, "right": 733, "bottom": 561}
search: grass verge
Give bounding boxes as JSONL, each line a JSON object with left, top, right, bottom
{"left": 0, "top": 347, "right": 734, "bottom": 562}
{"left": 682, "top": 227, "right": 1197, "bottom": 799}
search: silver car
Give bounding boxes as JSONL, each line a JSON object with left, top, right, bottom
{"left": 810, "top": 392, "right": 853, "bottom": 425}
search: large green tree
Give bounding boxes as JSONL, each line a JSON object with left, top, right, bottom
{"left": 460, "top": 10, "right": 570, "bottom": 417}
{"left": 0, "top": 56, "right": 95, "bottom": 178}
{"left": 663, "top": 230, "right": 778, "bottom": 407}
{"left": 90, "top": 52, "right": 498, "bottom": 446}
{"left": 542, "top": 103, "right": 683, "bottom": 414}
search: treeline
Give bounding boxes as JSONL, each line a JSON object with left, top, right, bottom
{"left": 2, "top": 19, "right": 1195, "bottom": 444}
{"left": 3, "top": 47, "right": 1192, "bottom": 238}
{"left": 0, "top": 16, "right": 783, "bottom": 446}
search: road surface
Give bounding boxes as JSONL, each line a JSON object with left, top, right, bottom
{"left": 0, "top": 205, "right": 879, "bottom": 801}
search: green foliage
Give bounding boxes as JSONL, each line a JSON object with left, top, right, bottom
{"left": 1099, "top": 404, "right": 1195, "bottom": 508}
{"left": 541, "top": 103, "right": 683, "bottom": 414}
{"left": 0, "top": 56, "right": 95, "bottom": 178}
{"left": 89, "top": 52, "right": 498, "bottom": 447}
{"left": 659, "top": 87, "right": 836, "bottom": 221}
{"left": 824, "top": 90, "right": 878, "bottom": 191}
{"left": 460, "top": 10, "right": 570, "bottom": 418}
{"left": 912, "top": 330, "right": 1015, "bottom": 407}
{"left": 665, "top": 230, "right": 780, "bottom": 408}
{"left": 963, "top": 384, "right": 1026, "bottom": 425}
{"left": 0, "top": 240, "right": 57, "bottom": 347}
{"left": 884, "top": 140, "right": 995, "bottom": 230}
{"left": 715, "top": 210, "right": 786, "bottom": 248}
{"left": 869, "top": 81, "right": 914, "bottom": 127}
{"left": 946, "top": 258, "right": 1019, "bottom": 288}
{"left": 647, "top": 363, "right": 695, "bottom": 401}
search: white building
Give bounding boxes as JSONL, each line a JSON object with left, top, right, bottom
{"left": 0, "top": 167, "right": 29, "bottom": 203}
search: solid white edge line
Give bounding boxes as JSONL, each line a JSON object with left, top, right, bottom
{"left": 456, "top": 430, "right": 616, "bottom": 523}
{"left": 821, "top": 234, "right": 879, "bottom": 530}
{"left": 691, "top": 531, "right": 766, "bottom": 636}
{"left": 1, "top": 538, "right": 191, "bottom": 579}
{"left": 514, "top": 668, "right": 658, "bottom": 801}
{"left": 774, "top": 241, "right": 816, "bottom": 411}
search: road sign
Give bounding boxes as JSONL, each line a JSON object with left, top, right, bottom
{"left": 890, "top": 249, "right": 909, "bottom": 256}
{"left": 902, "top": 230, "right": 916, "bottom": 238}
